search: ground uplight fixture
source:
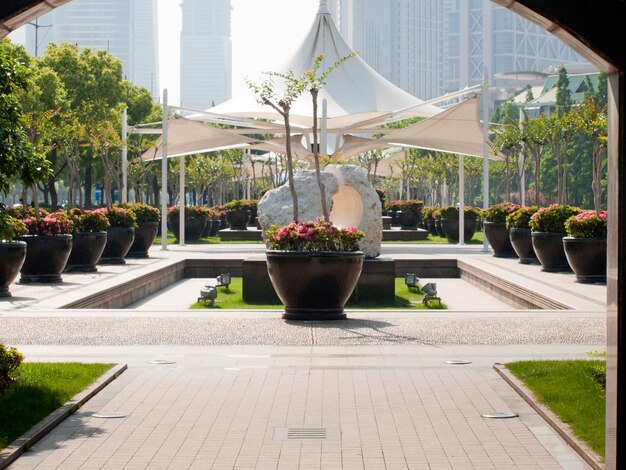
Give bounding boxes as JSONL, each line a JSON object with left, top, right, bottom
{"left": 422, "top": 283, "right": 437, "bottom": 296}
{"left": 404, "top": 273, "right": 419, "bottom": 288}
{"left": 198, "top": 286, "right": 218, "bottom": 306}
{"left": 216, "top": 273, "right": 231, "bottom": 288}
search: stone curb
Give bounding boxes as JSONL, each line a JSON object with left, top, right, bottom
{"left": 493, "top": 363, "right": 604, "bottom": 470}
{"left": 0, "top": 363, "right": 127, "bottom": 469}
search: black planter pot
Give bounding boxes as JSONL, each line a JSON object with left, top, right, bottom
{"left": 127, "top": 222, "right": 159, "bottom": 258}
{"left": 483, "top": 221, "right": 517, "bottom": 258}
{"left": 220, "top": 217, "right": 228, "bottom": 230}
{"left": 201, "top": 219, "right": 213, "bottom": 238}
{"left": 427, "top": 218, "right": 438, "bottom": 236}
{"left": 65, "top": 231, "right": 107, "bottom": 272}
{"left": 168, "top": 216, "right": 207, "bottom": 241}
{"left": 248, "top": 207, "right": 258, "bottom": 226}
{"left": 531, "top": 232, "right": 571, "bottom": 272}
{"left": 226, "top": 210, "right": 251, "bottom": 230}
{"left": 209, "top": 220, "right": 221, "bottom": 236}
{"left": 99, "top": 227, "right": 135, "bottom": 265}
{"left": 434, "top": 219, "right": 446, "bottom": 237}
{"left": 0, "top": 241, "right": 27, "bottom": 296}
{"left": 509, "top": 228, "right": 539, "bottom": 264}
{"left": 18, "top": 234, "right": 73, "bottom": 283}
{"left": 563, "top": 237, "right": 607, "bottom": 283}
{"left": 390, "top": 209, "right": 399, "bottom": 226}
{"left": 396, "top": 211, "right": 419, "bottom": 229}
{"left": 440, "top": 218, "right": 478, "bottom": 243}
{"left": 266, "top": 250, "right": 364, "bottom": 321}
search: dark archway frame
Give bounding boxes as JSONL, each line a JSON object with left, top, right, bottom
{"left": 2, "top": 1, "right": 625, "bottom": 468}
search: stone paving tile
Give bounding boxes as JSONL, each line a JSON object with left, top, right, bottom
{"left": 8, "top": 350, "right": 592, "bottom": 470}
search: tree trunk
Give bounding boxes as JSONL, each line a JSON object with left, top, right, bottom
{"left": 310, "top": 88, "right": 330, "bottom": 221}
{"left": 283, "top": 108, "right": 299, "bottom": 222}
{"left": 84, "top": 164, "right": 93, "bottom": 208}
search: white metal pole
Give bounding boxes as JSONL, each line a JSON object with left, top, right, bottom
{"left": 482, "top": 68, "right": 490, "bottom": 252}
{"left": 121, "top": 107, "right": 128, "bottom": 203}
{"left": 459, "top": 153, "right": 465, "bottom": 245}
{"left": 161, "top": 89, "right": 168, "bottom": 251}
{"left": 179, "top": 150, "right": 185, "bottom": 246}
{"left": 321, "top": 99, "right": 328, "bottom": 156}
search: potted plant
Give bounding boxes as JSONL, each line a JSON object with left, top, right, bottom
{"left": 422, "top": 206, "right": 437, "bottom": 236}
{"left": 124, "top": 203, "right": 160, "bottom": 258}
{"left": 530, "top": 204, "right": 581, "bottom": 272}
{"left": 97, "top": 207, "right": 137, "bottom": 264}
{"left": 432, "top": 208, "right": 446, "bottom": 237}
{"left": 385, "top": 200, "right": 401, "bottom": 225}
{"left": 210, "top": 206, "right": 224, "bottom": 236}
{"left": 439, "top": 206, "right": 481, "bottom": 242}
{"left": 483, "top": 202, "right": 520, "bottom": 257}
{"left": 395, "top": 199, "right": 424, "bottom": 230}
{"left": 167, "top": 205, "right": 208, "bottom": 241}
{"left": 506, "top": 206, "right": 540, "bottom": 264}
{"left": 243, "top": 199, "right": 259, "bottom": 226}
{"left": 563, "top": 210, "right": 607, "bottom": 283}
{"left": 0, "top": 210, "right": 28, "bottom": 296}
{"left": 224, "top": 199, "right": 251, "bottom": 230}
{"left": 18, "top": 211, "right": 74, "bottom": 283}
{"left": 65, "top": 209, "right": 109, "bottom": 272}
{"left": 265, "top": 219, "right": 364, "bottom": 320}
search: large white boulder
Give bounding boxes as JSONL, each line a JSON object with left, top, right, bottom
{"left": 258, "top": 165, "right": 382, "bottom": 258}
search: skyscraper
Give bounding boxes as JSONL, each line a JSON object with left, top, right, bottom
{"left": 25, "top": 0, "right": 159, "bottom": 100}
{"left": 180, "top": 0, "right": 232, "bottom": 110}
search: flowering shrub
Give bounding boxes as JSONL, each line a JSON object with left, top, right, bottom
{"left": 0, "top": 211, "right": 27, "bottom": 241}
{"left": 384, "top": 200, "right": 401, "bottom": 212}
{"left": 0, "top": 343, "right": 24, "bottom": 392}
{"left": 167, "top": 205, "right": 208, "bottom": 220}
{"left": 119, "top": 203, "right": 160, "bottom": 223}
{"left": 432, "top": 208, "right": 442, "bottom": 219}
{"left": 266, "top": 219, "right": 364, "bottom": 252}
{"left": 565, "top": 211, "right": 608, "bottom": 238}
{"left": 224, "top": 199, "right": 258, "bottom": 211}
{"left": 94, "top": 207, "right": 137, "bottom": 228}
{"left": 6, "top": 205, "right": 48, "bottom": 219}
{"left": 422, "top": 206, "right": 439, "bottom": 220}
{"left": 439, "top": 206, "right": 482, "bottom": 220}
{"left": 69, "top": 209, "right": 110, "bottom": 233}
{"left": 23, "top": 212, "right": 74, "bottom": 236}
{"left": 506, "top": 206, "right": 539, "bottom": 229}
{"left": 205, "top": 208, "right": 219, "bottom": 220}
{"left": 529, "top": 204, "right": 581, "bottom": 233}
{"left": 212, "top": 205, "right": 226, "bottom": 218}
{"left": 396, "top": 199, "right": 424, "bottom": 217}
{"left": 483, "top": 202, "right": 520, "bottom": 223}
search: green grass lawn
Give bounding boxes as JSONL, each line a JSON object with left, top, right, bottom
{"left": 506, "top": 359, "right": 606, "bottom": 457}
{"left": 153, "top": 232, "right": 264, "bottom": 245}
{"left": 0, "top": 363, "right": 114, "bottom": 451}
{"left": 190, "top": 277, "right": 446, "bottom": 310}
{"left": 383, "top": 231, "right": 484, "bottom": 244}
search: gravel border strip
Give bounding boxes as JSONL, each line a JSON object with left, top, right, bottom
{"left": 493, "top": 363, "right": 604, "bottom": 470}
{"left": 0, "top": 363, "right": 127, "bottom": 469}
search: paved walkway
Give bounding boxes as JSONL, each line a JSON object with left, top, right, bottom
{"left": 1, "top": 243, "right": 605, "bottom": 469}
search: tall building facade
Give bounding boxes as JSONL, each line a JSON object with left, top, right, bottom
{"left": 25, "top": 0, "right": 159, "bottom": 100}
{"left": 331, "top": 0, "right": 586, "bottom": 100}
{"left": 180, "top": 0, "right": 232, "bottom": 110}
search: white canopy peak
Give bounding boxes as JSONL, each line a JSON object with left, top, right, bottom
{"left": 318, "top": 0, "right": 330, "bottom": 15}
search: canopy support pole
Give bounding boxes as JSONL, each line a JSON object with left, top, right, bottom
{"left": 482, "top": 69, "right": 490, "bottom": 253}
{"left": 121, "top": 107, "right": 128, "bottom": 203}
{"left": 161, "top": 89, "right": 168, "bottom": 251}
{"left": 459, "top": 153, "right": 465, "bottom": 245}
{"left": 179, "top": 151, "right": 185, "bottom": 246}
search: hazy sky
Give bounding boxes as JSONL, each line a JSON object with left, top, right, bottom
{"left": 10, "top": 0, "right": 322, "bottom": 106}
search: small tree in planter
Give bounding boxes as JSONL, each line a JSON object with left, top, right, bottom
{"left": 482, "top": 202, "right": 520, "bottom": 257}
{"left": 122, "top": 203, "right": 161, "bottom": 258}
{"left": 19, "top": 211, "right": 74, "bottom": 283}
{"left": 529, "top": 204, "right": 581, "bottom": 272}
{"left": 224, "top": 199, "right": 252, "bottom": 230}
{"left": 65, "top": 209, "right": 110, "bottom": 272}
{"left": 439, "top": 206, "right": 481, "bottom": 243}
{"left": 95, "top": 207, "right": 137, "bottom": 264}
{"left": 395, "top": 200, "right": 424, "bottom": 229}
{"left": 422, "top": 206, "right": 438, "bottom": 236}
{"left": 563, "top": 210, "right": 607, "bottom": 282}
{"left": 0, "top": 210, "right": 28, "bottom": 296}
{"left": 506, "top": 205, "right": 540, "bottom": 264}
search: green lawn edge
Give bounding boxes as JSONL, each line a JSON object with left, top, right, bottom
{"left": 506, "top": 359, "right": 606, "bottom": 458}
{"left": 190, "top": 277, "right": 446, "bottom": 310}
{"left": 0, "top": 363, "right": 115, "bottom": 451}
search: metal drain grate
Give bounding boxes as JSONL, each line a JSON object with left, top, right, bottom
{"left": 275, "top": 427, "right": 339, "bottom": 440}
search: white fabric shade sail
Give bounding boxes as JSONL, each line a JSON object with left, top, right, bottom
{"left": 137, "top": 115, "right": 256, "bottom": 161}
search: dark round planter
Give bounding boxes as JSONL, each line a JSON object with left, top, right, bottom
{"left": 266, "top": 250, "right": 364, "bottom": 321}
{"left": 127, "top": 222, "right": 159, "bottom": 258}
{"left": 0, "top": 241, "right": 27, "bottom": 296}
{"left": 168, "top": 216, "right": 207, "bottom": 241}
{"left": 509, "top": 228, "right": 539, "bottom": 264}
{"left": 226, "top": 210, "right": 251, "bottom": 230}
{"left": 65, "top": 231, "right": 107, "bottom": 272}
{"left": 248, "top": 207, "right": 258, "bottom": 226}
{"left": 427, "top": 218, "right": 437, "bottom": 236}
{"left": 18, "top": 234, "right": 73, "bottom": 283}
{"left": 483, "top": 221, "right": 517, "bottom": 258}
{"left": 396, "top": 211, "right": 419, "bottom": 230}
{"left": 219, "top": 217, "right": 228, "bottom": 230}
{"left": 531, "top": 232, "right": 571, "bottom": 272}
{"left": 201, "top": 219, "right": 212, "bottom": 238}
{"left": 99, "top": 227, "right": 135, "bottom": 265}
{"left": 563, "top": 237, "right": 607, "bottom": 283}
{"left": 390, "top": 208, "right": 399, "bottom": 226}
{"left": 434, "top": 219, "right": 446, "bottom": 237}
{"left": 440, "top": 218, "right": 478, "bottom": 243}
{"left": 209, "top": 220, "right": 221, "bottom": 236}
